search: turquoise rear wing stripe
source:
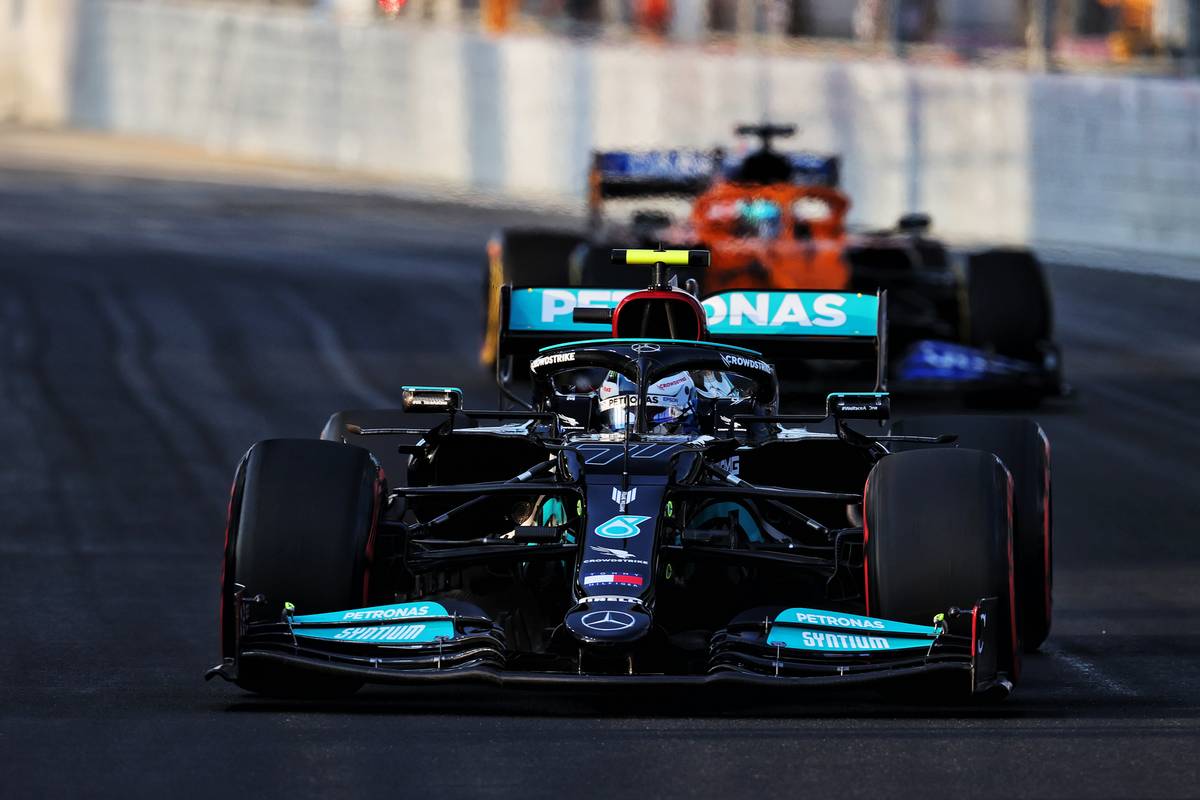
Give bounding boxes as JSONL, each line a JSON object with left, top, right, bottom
{"left": 507, "top": 288, "right": 878, "bottom": 338}
{"left": 504, "top": 287, "right": 888, "bottom": 392}
{"left": 701, "top": 291, "right": 878, "bottom": 338}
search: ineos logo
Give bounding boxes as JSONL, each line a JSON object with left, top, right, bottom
{"left": 631, "top": 343, "right": 662, "bottom": 353}
{"left": 580, "top": 610, "right": 637, "bottom": 632}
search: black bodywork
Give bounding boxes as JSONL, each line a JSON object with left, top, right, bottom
{"left": 213, "top": 340, "right": 1008, "bottom": 695}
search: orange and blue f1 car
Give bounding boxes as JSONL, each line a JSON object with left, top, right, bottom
{"left": 482, "top": 125, "right": 1064, "bottom": 402}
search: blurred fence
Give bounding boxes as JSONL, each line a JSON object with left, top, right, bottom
{"left": 160, "top": 0, "right": 1200, "bottom": 78}
{"left": 3, "top": 0, "right": 1200, "bottom": 268}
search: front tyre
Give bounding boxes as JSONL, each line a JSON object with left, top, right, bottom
{"left": 221, "top": 439, "right": 385, "bottom": 697}
{"left": 890, "top": 416, "right": 1052, "bottom": 651}
{"left": 865, "top": 448, "right": 1019, "bottom": 683}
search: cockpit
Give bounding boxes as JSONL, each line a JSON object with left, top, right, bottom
{"left": 549, "top": 367, "right": 753, "bottom": 435}
{"left": 531, "top": 340, "right": 779, "bottom": 436}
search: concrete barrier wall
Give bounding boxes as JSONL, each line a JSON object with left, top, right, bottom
{"left": 0, "top": 0, "right": 77, "bottom": 124}
{"left": 4, "top": 0, "right": 1200, "bottom": 265}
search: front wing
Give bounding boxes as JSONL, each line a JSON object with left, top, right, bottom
{"left": 208, "top": 594, "right": 1009, "bottom": 696}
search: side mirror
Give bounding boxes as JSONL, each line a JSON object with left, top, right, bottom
{"left": 551, "top": 395, "right": 599, "bottom": 431}
{"left": 401, "top": 386, "right": 463, "bottom": 413}
{"left": 827, "top": 392, "right": 890, "bottom": 420}
{"left": 898, "top": 213, "right": 931, "bottom": 234}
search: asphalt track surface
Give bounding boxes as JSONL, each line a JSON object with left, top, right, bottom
{"left": 2, "top": 163, "right": 1199, "bottom": 798}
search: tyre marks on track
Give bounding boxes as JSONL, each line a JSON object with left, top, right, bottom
{"left": 274, "top": 285, "right": 398, "bottom": 409}
{"left": 93, "top": 284, "right": 229, "bottom": 496}
{"left": 0, "top": 281, "right": 96, "bottom": 550}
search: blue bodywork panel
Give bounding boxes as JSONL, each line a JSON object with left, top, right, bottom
{"left": 897, "top": 340, "right": 1040, "bottom": 383}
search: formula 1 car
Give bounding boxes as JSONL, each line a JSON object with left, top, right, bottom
{"left": 211, "top": 250, "right": 1052, "bottom": 699}
{"left": 481, "top": 124, "right": 1063, "bottom": 401}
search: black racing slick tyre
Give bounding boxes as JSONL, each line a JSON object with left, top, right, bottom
{"left": 221, "top": 438, "right": 385, "bottom": 697}
{"left": 890, "top": 416, "right": 1052, "bottom": 651}
{"left": 576, "top": 242, "right": 630, "bottom": 288}
{"left": 964, "top": 248, "right": 1052, "bottom": 359}
{"left": 481, "top": 229, "right": 586, "bottom": 368}
{"left": 494, "top": 229, "right": 587, "bottom": 287}
{"left": 864, "top": 448, "right": 1019, "bottom": 682}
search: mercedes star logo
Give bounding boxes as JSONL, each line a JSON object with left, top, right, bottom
{"left": 580, "top": 610, "right": 637, "bottom": 632}
{"left": 631, "top": 343, "right": 662, "bottom": 353}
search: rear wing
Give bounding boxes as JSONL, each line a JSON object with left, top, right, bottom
{"left": 588, "top": 149, "right": 840, "bottom": 206}
{"left": 702, "top": 288, "right": 878, "bottom": 358}
{"left": 589, "top": 150, "right": 718, "bottom": 202}
{"left": 722, "top": 151, "right": 840, "bottom": 188}
{"left": 499, "top": 287, "right": 888, "bottom": 390}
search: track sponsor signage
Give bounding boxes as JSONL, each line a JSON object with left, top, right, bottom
{"left": 291, "top": 602, "right": 454, "bottom": 644}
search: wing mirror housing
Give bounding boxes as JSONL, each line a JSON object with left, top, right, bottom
{"left": 897, "top": 212, "right": 931, "bottom": 234}
{"left": 827, "top": 392, "right": 890, "bottom": 421}
{"left": 400, "top": 386, "right": 464, "bottom": 413}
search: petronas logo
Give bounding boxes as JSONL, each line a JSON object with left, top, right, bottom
{"left": 594, "top": 515, "right": 651, "bottom": 539}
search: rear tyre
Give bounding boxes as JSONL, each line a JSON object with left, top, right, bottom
{"left": 890, "top": 416, "right": 1052, "bottom": 651}
{"left": 481, "top": 229, "right": 586, "bottom": 368}
{"left": 495, "top": 230, "right": 588, "bottom": 286}
{"left": 222, "top": 439, "right": 385, "bottom": 697}
{"left": 865, "top": 448, "right": 1019, "bottom": 682}
{"left": 964, "top": 248, "right": 1052, "bottom": 359}
{"left": 576, "top": 242, "right": 629, "bottom": 288}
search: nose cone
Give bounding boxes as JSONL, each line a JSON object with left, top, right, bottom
{"left": 564, "top": 600, "right": 653, "bottom": 645}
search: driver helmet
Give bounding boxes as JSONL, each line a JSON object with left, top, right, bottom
{"left": 598, "top": 371, "right": 698, "bottom": 434}
{"left": 694, "top": 370, "right": 739, "bottom": 400}
{"left": 735, "top": 198, "right": 782, "bottom": 238}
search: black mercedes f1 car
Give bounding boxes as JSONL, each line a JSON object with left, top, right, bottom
{"left": 211, "top": 251, "right": 1052, "bottom": 699}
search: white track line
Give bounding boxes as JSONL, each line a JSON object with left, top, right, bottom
{"left": 1042, "top": 643, "right": 1138, "bottom": 698}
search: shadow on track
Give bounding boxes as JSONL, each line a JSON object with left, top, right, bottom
{"left": 211, "top": 651, "right": 1187, "bottom": 723}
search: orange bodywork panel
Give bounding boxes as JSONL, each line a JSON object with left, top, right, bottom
{"left": 690, "top": 182, "right": 852, "bottom": 293}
